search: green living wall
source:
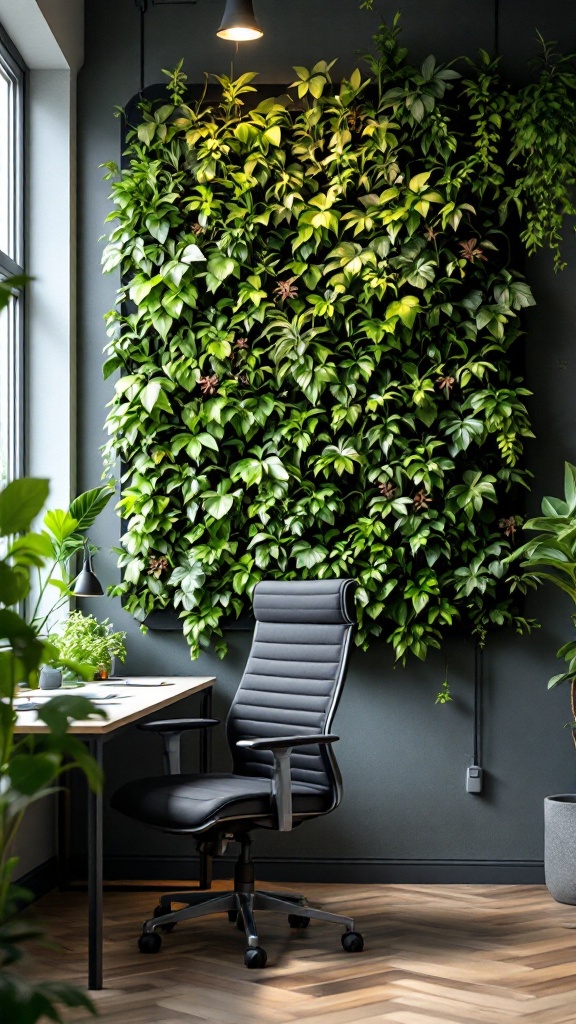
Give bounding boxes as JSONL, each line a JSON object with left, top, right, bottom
{"left": 101, "top": 19, "right": 576, "bottom": 665}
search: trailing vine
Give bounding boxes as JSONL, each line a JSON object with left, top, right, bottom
{"left": 101, "top": 18, "right": 569, "bottom": 664}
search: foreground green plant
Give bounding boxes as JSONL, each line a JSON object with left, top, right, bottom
{"left": 102, "top": 19, "right": 547, "bottom": 663}
{"left": 0, "top": 477, "right": 104, "bottom": 1022}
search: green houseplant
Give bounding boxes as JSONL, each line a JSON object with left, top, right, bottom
{"left": 50, "top": 610, "right": 126, "bottom": 679}
{"left": 28, "top": 485, "right": 113, "bottom": 637}
{"left": 0, "top": 477, "right": 105, "bottom": 1021}
{"left": 512, "top": 462, "right": 576, "bottom": 904}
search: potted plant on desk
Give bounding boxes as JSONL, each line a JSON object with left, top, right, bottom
{"left": 50, "top": 610, "right": 126, "bottom": 680}
{"left": 512, "top": 461, "right": 576, "bottom": 904}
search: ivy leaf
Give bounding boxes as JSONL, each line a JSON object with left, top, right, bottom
{"left": 207, "top": 256, "right": 236, "bottom": 282}
{"left": 182, "top": 243, "right": 206, "bottom": 263}
{"left": 408, "top": 171, "right": 432, "bottom": 192}
{"left": 140, "top": 381, "right": 172, "bottom": 414}
{"left": 203, "top": 493, "right": 235, "bottom": 519}
{"left": 386, "top": 295, "right": 421, "bottom": 328}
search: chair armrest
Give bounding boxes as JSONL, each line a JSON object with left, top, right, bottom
{"left": 139, "top": 719, "right": 220, "bottom": 774}
{"left": 237, "top": 734, "right": 338, "bottom": 752}
{"left": 236, "top": 734, "right": 339, "bottom": 831}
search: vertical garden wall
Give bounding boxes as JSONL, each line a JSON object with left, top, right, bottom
{"left": 99, "top": 17, "right": 576, "bottom": 673}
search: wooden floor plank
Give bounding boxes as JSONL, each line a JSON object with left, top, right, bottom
{"left": 15, "top": 881, "right": 576, "bottom": 1023}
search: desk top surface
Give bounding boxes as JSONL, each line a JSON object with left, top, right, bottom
{"left": 13, "top": 676, "right": 215, "bottom": 735}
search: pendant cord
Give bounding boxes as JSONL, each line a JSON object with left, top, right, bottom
{"left": 136, "top": 0, "right": 148, "bottom": 94}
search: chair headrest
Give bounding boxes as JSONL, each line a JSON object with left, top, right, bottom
{"left": 252, "top": 579, "right": 356, "bottom": 626}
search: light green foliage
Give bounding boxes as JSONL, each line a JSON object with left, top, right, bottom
{"left": 0, "top": 478, "right": 101, "bottom": 1021}
{"left": 102, "top": 20, "right": 546, "bottom": 664}
{"left": 50, "top": 610, "right": 126, "bottom": 676}
{"left": 512, "top": 463, "right": 576, "bottom": 690}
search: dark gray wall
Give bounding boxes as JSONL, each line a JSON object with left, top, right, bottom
{"left": 77, "top": 0, "right": 576, "bottom": 882}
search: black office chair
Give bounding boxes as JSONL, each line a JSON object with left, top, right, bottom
{"left": 111, "top": 578, "right": 364, "bottom": 968}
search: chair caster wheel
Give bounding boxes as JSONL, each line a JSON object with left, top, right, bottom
{"left": 245, "top": 946, "right": 267, "bottom": 969}
{"left": 228, "top": 908, "right": 238, "bottom": 923}
{"left": 153, "top": 904, "right": 175, "bottom": 933}
{"left": 288, "top": 914, "right": 310, "bottom": 929}
{"left": 138, "top": 931, "right": 162, "bottom": 954}
{"left": 341, "top": 931, "right": 364, "bottom": 953}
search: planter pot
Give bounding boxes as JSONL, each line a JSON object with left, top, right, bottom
{"left": 39, "top": 665, "right": 62, "bottom": 690}
{"left": 544, "top": 794, "right": 576, "bottom": 904}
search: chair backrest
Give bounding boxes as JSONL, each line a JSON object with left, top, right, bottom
{"left": 226, "top": 579, "right": 355, "bottom": 794}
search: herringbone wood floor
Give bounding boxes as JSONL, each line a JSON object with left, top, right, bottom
{"left": 19, "top": 881, "right": 576, "bottom": 1023}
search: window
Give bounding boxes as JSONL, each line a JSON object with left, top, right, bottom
{"left": 0, "top": 25, "right": 24, "bottom": 489}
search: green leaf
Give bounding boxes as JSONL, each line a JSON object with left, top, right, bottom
{"left": 386, "top": 295, "right": 420, "bottom": 328}
{"left": 408, "top": 171, "right": 432, "bottom": 193}
{"left": 43, "top": 509, "right": 79, "bottom": 543}
{"left": 0, "top": 479, "right": 49, "bottom": 536}
{"left": 263, "top": 126, "right": 282, "bottom": 147}
{"left": 207, "top": 256, "right": 235, "bottom": 282}
{"left": 0, "top": 563, "right": 29, "bottom": 605}
{"left": 37, "top": 695, "right": 107, "bottom": 737}
{"left": 203, "top": 493, "right": 234, "bottom": 519}
{"left": 182, "top": 243, "right": 206, "bottom": 263}
{"left": 68, "top": 487, "right": 113, "bottom": 533}
{"left": 8, "top": 752, "right": 61, "bottom": 795}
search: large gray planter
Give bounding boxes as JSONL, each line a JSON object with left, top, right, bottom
{"left": 544, "top": 794, "right": 576, "bottom": 904}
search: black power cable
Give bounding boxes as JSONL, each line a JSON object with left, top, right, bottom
{"left": 474, "top": 644, "right": 483, "bottom": 767}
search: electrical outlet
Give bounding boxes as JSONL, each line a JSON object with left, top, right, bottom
{"left": 466, "top": 765, "right": 483, "bottom": 794}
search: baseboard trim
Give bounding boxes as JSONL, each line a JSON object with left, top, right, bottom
{"left": 82, "top": 856, "right": 545, "bottom": 886}
{"left": 15, "top": 857, "right": 58, "bottom": 902}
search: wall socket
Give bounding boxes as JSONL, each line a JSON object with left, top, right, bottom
{"left": 466, "top": 765, "right": 483, "bottom": 794}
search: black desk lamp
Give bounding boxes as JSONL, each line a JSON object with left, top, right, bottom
{"left": 73, "top": 542, "right": 104, "bottom": 597}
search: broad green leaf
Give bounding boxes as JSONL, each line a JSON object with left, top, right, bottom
{"left": 0, "top": 479, "right": 49, "bottom": 536}
{"left": 0, "top": 563, "right": 29, "bottom": 605}
{"left": 207, "top": 256, "right": 235, "bottom": 282}
{"left": 182, "top": 243, "right": 206, "bottom": 263}
{"left": 8, "top": 753, "right": 61, "bottom": 795}
{"left": 408, "top": 171, "right": 432, "bottom": 193}
{"left": 69, "top": 487, "right": 113, "bottom": 532}
{"left": 203, "top": 493, "right": 234, "bottom": 519}
{"left": 43, "top": 509, "right": 79, "bottom": 543}
{"left": 264, "top": 126, "right": 281, "bottom": 147}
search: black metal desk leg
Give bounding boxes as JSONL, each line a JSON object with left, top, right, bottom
{"left": 199, "top": 687, "right": 213, "bottom": 889}
{"left": 87, "top": 737, "right": 104, "bottom": 990}
{"left": 199, "top": 687, "right": 213, "bottom": 775}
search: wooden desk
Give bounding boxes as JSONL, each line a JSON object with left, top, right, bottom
{"left": 15, "top": 675, "right": 216, "bottom": 990}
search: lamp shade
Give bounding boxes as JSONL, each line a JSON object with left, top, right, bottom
{"left": 217, "top": 0, "right": 263, "bottom": 41}
{"left": 73, "top": 551, "right": 104, "bottom": 597}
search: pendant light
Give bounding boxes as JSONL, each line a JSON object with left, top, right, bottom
{"left": 73, "top": 542, "right": 104, "bottom": 597}
{"left": 217, "top": 0, "right": 263, "bottom": 41}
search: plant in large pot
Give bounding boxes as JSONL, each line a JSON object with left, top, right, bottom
{"left": 513, "top": 462, "right": 576, "bottom": 904}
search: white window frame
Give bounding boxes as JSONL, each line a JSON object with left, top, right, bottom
{"left": 0, "top": 22, "right": 25, "bottom": 485}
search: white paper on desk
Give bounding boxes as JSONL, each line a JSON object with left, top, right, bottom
{"left": 115, "top": 681, "right": 174, "bottom": 687}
